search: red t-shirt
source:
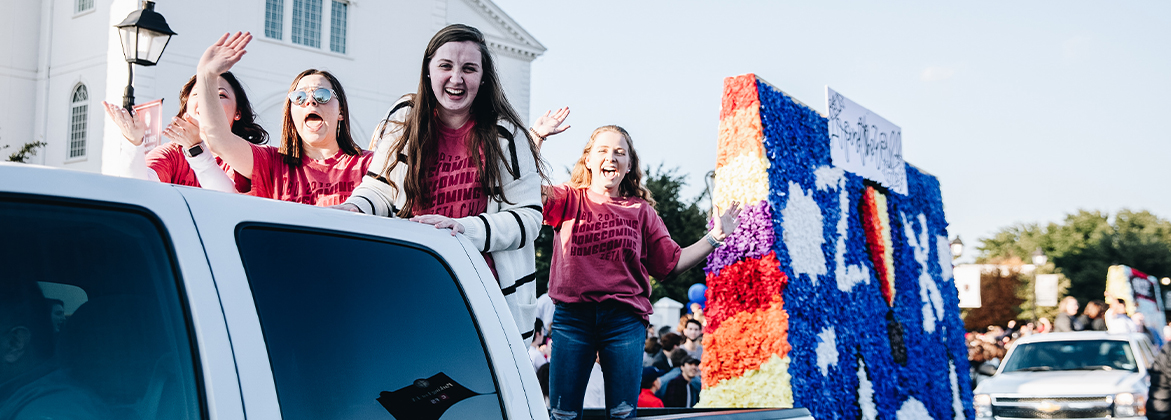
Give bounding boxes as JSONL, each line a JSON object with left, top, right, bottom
{"left": 543, "top": 185, "right": 681, "bottom": 321}
{"left": 248, "top": 143, "right": 373, "bottom": 207}
{"left": 638, "top": 388, "right": 665, "bottom": 408}
{"left": 146, "top": 142, "right": 251, "bottom": 192}
{"left": 413, "top": 120, "right": 496, "bottom": 278}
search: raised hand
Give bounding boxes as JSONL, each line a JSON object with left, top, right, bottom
{"left": 103, "top": 101, "right": 146, "bottom": 146}
{"left": 163, "top": 115, "right": 203, "bottom": 148}
{"left": 712, "top": 200, "right": 743, "bottom": 241}
{"left": 531, "top": 107, "right": 571, "bottom": 139}
{"left": 410, "top": 215, "right": 466, "bottom": 236}
{"left": 197, "top": 32, "right": 251, "bottom": 76}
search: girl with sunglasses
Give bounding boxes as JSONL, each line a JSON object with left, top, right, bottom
{"left": 534, "top": 124, "right": 742, "bottom": 419}
{"left": 335, "top": 24, "right": 567, "bottom": 342}
{"left": 104, "top": 72, "right": 267, "bottom": 193}
{"left": 194, "top": 32, "right": 372, "bottom": 207}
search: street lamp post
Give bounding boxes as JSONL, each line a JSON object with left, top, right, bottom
{"left": 1031, "top": 248, "right": 1048, "bottom": 323}
{"left": 950, "top": 236, "right": 964, "bottom": 261}
{"left": 114, "top": 1, "right": 176, "bottom": 111}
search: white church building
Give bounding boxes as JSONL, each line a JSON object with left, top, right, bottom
{"left": 1, "top": 0, "right": 545, "bottom": 174}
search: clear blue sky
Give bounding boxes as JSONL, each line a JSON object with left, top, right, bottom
{"left": 494, "top": 0, "right": 1171, "bottom": 261}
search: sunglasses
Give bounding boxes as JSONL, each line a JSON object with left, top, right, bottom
{"left": 287, "top": 88, "right": 335, "bottom": 106}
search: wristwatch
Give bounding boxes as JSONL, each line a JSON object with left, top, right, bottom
{"left": 184, "top": 143, "right": 205, "bottom": 158}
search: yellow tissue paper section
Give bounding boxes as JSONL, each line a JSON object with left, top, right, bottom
{"left": 713, "top": 152, "right": 769, "bottom": 211}
{"left": 697, "top": 354, "right": 794, "bottom": 409}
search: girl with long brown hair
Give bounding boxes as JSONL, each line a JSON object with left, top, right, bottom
{"left": 335, "top": 24, "right": 567, "bottom": 342}
{"left": 536, "top": 124, "right": 741, "bottom": 419}
{"left": 193, "top": 32, "right": 372, "bottom": 207}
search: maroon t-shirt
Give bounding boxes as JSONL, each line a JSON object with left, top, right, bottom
{"left": 543, "top": 185, "right": 682, "bottom": 321}
{"left": 413, "top": 120, "right": 496, "bottom": 278}
{"left": 146, "top": 142, "right": 251, "bottom": 192}
{"left": 248, "top": 143, "right": 373, "bottom": 207}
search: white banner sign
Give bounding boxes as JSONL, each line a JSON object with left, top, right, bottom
{"left": 826, "top": 87, "right": 907, "bottom": 195}
{"left": 954, "top": 264, "right": 981, "bottom": 308}
{"left": 1036, "top": 274, "right": 1059, "bottom": 307}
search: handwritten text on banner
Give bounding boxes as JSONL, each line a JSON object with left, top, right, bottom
{"left": 825, "top": 87, "right": 907, "bottom": 195}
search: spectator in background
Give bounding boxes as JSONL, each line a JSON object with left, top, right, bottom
{"left": 536, "top": 293, "right": 554, "bottom": 337}
{"left": 537, "top": 363, "right": 550, "bottom": 408}
{"left": 681, "top": 319, "right": 704, "bottom": 360}
{"left": 689, "top": 303, "right": 706, "bottom": 327}
{"left": 1164, "top": 322, "right": 1171, "bottom": 344}
{"left": 1037, "top": 318, "right": 1052, "bottom": 334}
{"left": 1134, "top": 313, "right": 1163, "bottom": 348}
{"left": 1081, "top": 301, "right": 1108, "bottom": 331}
{"left": 653, "top": 333, "right": 682, "bottom": 372}
{"left": 655, "top": 349, "right": 688, "bottom": 400}
{"left": 46, "top": 298, "right": 66, "bottom": 333}
{"left": 1053, "top": 297, "right": 1084, "bottom": 332}
{"left": 1148, "top": 339, "right": 1171, "bottom": 419}
{"left": 644, "top": 337, "right": 662, "bottom": 368}
{"left": 677, "top": 315, "right": 691, "bottom": 335}
{"left": 1106, "top": 298, "right": 1138, "bottom": 334}
{"left": 530, "top": 319, "right": 548, "bottom": 371}
{"left": 637, "top": 367, "right": 664, "bottom": 408}
{"left": 663, "top": 357, "right": 701, "bottom": 408}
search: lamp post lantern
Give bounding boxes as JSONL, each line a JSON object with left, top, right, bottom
{"left": 114, "top": 1, "right": 176, "bottom": 110}
{"left": 949, "top": 236, "right": 964, "bottom": 261}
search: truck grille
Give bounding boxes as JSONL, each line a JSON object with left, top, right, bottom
{"left": 991, "top": 395, "right": 1111, "bottom": 419}
{"left": 993, "top": 406, "right": 1111, "bottom": 419}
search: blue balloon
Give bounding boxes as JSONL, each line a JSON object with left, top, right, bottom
{"left": 687, "top": 283, "right": 707, "bottom": 305}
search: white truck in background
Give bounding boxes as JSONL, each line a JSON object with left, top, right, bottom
{"left": 0, "top": 163, "right": 812, "bottom": 420}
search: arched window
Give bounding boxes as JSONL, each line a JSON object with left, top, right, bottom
{"left": 69, "top": 85, "right": 88, "bottom": 159}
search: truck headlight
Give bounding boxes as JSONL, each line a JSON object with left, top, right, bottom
{"left": 1114, "top": 392, "right": 1146, "bottom": 417}
{"left": 974, "top": 394, "right": 993, "bottom": 419}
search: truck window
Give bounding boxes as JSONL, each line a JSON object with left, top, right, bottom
{"left": 0, "top": 197, "right": 203, "bottom": 420}
{"left": 236, "top": 225, "right": 506, "bottom": 420}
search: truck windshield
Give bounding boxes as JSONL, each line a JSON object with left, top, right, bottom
{"left": 1000, "top": 340, "right": 1137, "bottom": 373}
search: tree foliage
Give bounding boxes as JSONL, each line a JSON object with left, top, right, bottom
{"left": 962, "top": 266, "right": 1024, "bottom": 330}
{"left": 976, "top": 209, "right": 1171, "bottom": 306}
{"left": 534, "top": 165, "right": 710, "bottom": 306}
{"left": 4, "top": 142, "right": 47, "bottom": 163}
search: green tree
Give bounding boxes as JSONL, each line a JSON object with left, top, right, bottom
{"left": 533, "top": 165, "right": 710, "bottom": 306}
{"left": 644, "top": 165, "right": 709, "bottom": 304}
{"left": 976, "top": 209, "right": 1171, "bottom": 307}
{"left": 962, "top": 265, "right": 1024, "bottom": 330}
{"left": 4, "top": 141, "right": 47, "bottom": 163}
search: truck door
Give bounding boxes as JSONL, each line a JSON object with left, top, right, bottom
{"left": 0, "top": 166, "right": 243, "bottom": 420}
{"left": 178, "top": 187, "right": 538, "bottom": 420}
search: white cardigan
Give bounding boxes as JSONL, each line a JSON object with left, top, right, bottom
{"left": 345, "top": 100, "right": 541, "bottom": 342}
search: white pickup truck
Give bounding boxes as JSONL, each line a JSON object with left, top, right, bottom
{"left": 973, "top": 331, "right": 1155, "bottom": 420}
{"left": 0, "top": 163, "right": 812, "bottom": 420}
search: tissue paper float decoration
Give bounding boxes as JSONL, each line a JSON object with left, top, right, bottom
{"left": 700, "top": 74, "right": 973, "bottom": 420}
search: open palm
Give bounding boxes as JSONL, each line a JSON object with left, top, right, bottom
{"left": 198, "top": 32, "right": 251, "bottom": 75}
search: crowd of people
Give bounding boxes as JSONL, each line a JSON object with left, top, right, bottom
{"left": 87, "top": 24, "right": 744, "bottom": 420}
{"left": 527, "top": 303, "right": 709, "bottom": 410}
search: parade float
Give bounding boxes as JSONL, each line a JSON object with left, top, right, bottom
{"left": 1106, "top": 265, "right": 1167, "bottom": 331}
{"left": 700, "top": 74, "right": 972, "bottom": 419}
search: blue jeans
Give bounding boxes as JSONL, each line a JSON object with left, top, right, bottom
{"left": 549, "top": 302, "right": 646, "bottom": 420}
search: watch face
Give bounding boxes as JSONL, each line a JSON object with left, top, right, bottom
{"left": 186, "top": 144, "right": 204, "bottom": 158}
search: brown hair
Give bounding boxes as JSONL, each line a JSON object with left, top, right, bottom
{"left": 176, "top": 72, "right": 267, "bottom": 144}
{"left": 380, "top": 24, "right": 545, "bottom": 217}
{"left": 568, "top": 125, "right": 655, "bottom": 207}
{"left": 280, "top": 69, "right": 360, "bottom": 166}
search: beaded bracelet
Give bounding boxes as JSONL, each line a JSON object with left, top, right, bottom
{"left": 529, "top": 127, "right": 547, "bottom": 142}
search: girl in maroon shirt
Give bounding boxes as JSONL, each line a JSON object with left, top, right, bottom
{"left": 104, "top": 72, "right": 266, "bottom": 192}
{"left": 538, "top": 125, "right": 741, "bottom": 419}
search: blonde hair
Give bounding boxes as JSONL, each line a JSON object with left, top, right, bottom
{"left": 568, "top": 125, "right": 654, "bottom": 207}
